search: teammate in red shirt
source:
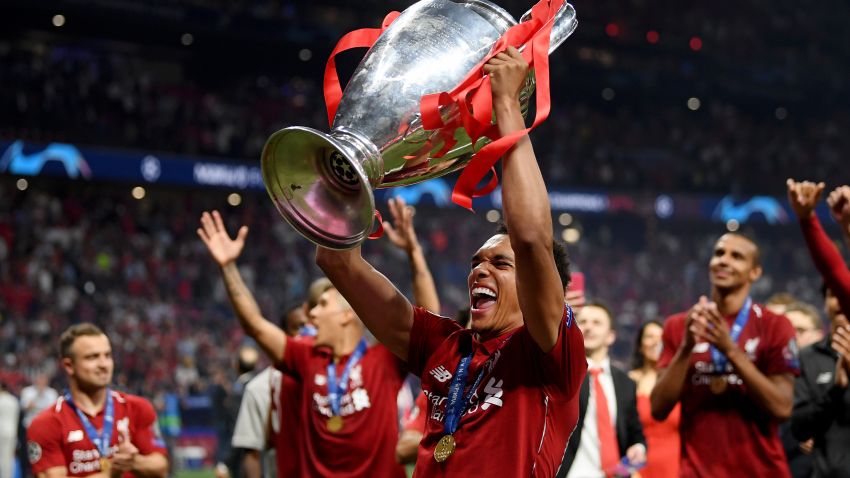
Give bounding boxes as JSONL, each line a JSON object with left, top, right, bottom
{"left": 651, "top": 233, "right": 799, "bottom": 477}
{"left": 316, "top": 47, "right": 586, "bottom": 477}
{"left": 27, "top": 323, "right": 168, "bottom": 478}
{"left": 198, "top": 211, "right": 406, "bottom": 478}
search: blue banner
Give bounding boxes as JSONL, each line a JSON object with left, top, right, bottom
{"left": 0, "top": 139, "right": 828, "bottom": 225}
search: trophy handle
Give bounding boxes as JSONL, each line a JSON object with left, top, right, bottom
{"left": 520, "top": 2, "right": 578, "bottom": 54}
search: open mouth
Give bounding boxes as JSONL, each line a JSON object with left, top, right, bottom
{"left": 470, "top": 286, "right": 497, "bottom": 312}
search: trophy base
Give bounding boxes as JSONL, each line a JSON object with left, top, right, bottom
{"left": 262, "top": 126, "right": 377, "bottom": 250}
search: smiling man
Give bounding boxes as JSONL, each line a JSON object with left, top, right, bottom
{"left": 650, "top": 233, "right": 799, "bottom": 477}
{"left": 27, "top": 324, "right": 168, "bottom": 478}
{"left": 316, "top": 47, "right": 586, "bottom": 477}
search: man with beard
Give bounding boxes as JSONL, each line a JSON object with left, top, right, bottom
{"left": 27, "top": 324, "right": 168, "bottom": 478}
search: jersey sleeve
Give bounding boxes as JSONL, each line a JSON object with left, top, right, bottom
{"left": 231, "top": 379, "right": 271, "bottom": 451}
{"left": 759, "top": 311, "right": 801, "bottom": 376}
{"left": 26, "top": 411, "right": 66, "bottom": 473}
{"left": 407, "top": 307, "right": 463, "bottom": 376}
{"left": 276, "top": 336, "right": 314, "bottom": 380}
{"left": 800, "top": 215, "right": 850, "bottom": 316}
{"left": 657, "top": 314, "right": 684, "bottom": 370}
{"left": 130, "top": 397, "right": 168, "bottom": 456}
{"left": 538, "top": 305, "right": 587, "bottom": 401}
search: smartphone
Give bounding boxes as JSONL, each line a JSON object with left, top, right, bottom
{"left": 568, "top": 271, "right": 585, "bottom": 295}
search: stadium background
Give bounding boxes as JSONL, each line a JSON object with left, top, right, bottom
{"left": 2, "top": 0, "right": 850, "bottom": 474}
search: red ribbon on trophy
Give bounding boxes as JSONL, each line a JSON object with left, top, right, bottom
{"left": 323, "top": 11, "right": 401, "bottom": 128}
{"left": 419, "top": 0, "right": 562, "bottom": 210}
{"left": 322, "top": 0, "right": 561, "bottom": 224}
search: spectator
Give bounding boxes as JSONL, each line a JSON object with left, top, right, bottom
{"left": 779, "top": 301, "right": 825, "bottom": 477}
{"left": 230, "top": 301, "right": 304, "bottom": 478}
{"left": 786, "top": 302, "right": 826, "bottom": 349}
{"left": 651, "top": 233, "right": 799, "bottom": 477}
{"left": 153, "top": 387, "right": 181, "bottom": 478}
{"left": 790, "top": 286, "right": 850, "bottom": 478}
{"left": 559, "top": 303, "right": 646, "bottom": 478}
{"left": 20, "top": 373, "right": 58, "bottom": 428}
{"left": 765, "top": 293, "right": 799, "bottom": 316}
{"left": 0, "top": 381, "right": 19, "bottom": 478}
{"left": 628, "top": 320, "right": 680, "bottom": 478}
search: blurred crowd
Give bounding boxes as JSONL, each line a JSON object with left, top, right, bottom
{"left": 0, "top": 178, "right": 826, "bottom": 396}
{"left": 2, "top": 0, "right": 850, "bottom": 194}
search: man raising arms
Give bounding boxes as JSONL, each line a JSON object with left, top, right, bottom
{"left": 27, "top": 324, "right": 168, "bottom": 478}
{"left": 198, "top": 211, "right": 406, "bottom": 477}
{"left": 651, "top": 233, "right": 799, "bottom": 477}
{"left": 316, "top": 47, "right": 586, "bottom": 477}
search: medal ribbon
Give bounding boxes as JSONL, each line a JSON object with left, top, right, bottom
{"left": 710, "top": 297, "right": 752, "bottom": 374}
{"left": 64, "top": 390, "right": 115, "bottom": 460}
{"left": 443, "top": 330, "right": 520, "bottom": 435}
{"left": 326, "top": 339, "right": 368, "bottom": 417}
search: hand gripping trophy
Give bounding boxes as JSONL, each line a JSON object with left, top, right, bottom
{"left": 261, "top": 0, "right": 577, "bottom": 249}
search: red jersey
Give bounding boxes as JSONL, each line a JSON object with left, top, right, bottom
{"left": 658, "top": 303, "right": 799, "bottom": 478}
{"left": 407, "top": 306, "right": 586, "bottom": 477}
{"left": 27, "top": 390, "right": 166, "bottom": 477}
{"left": 270, "top": 336, "right": 311, "bottom": 477}
{"left": 276, "top": 339, "right": 406, "bottom": 478}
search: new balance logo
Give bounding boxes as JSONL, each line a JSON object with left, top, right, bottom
{"left": 481, "top": 377, "right": 504, "bottom": 410}
{"left": 429, "top": 366, "right": 453, "bottom": 383}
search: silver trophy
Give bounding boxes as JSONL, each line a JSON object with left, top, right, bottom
{"left": 262, "top": 0, "right": 577, "bottom": 249}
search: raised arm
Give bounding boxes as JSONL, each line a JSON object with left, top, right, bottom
{"left": 198, "top": 211, "right": 288, "bottom": 362}
{"left": 315, "top": 245, "right": 413, "bottom": 359}
{"left": 487, "top": 47, "right": 564, "bottom": 352}
{"left": 787, "top": 179, "right": 850, "bottom": 317}
{"left": 384, "top": 196, "right": 441, "bottom": 313}
{"left": 827, "top": 185, "right": 850, "bottom": 251}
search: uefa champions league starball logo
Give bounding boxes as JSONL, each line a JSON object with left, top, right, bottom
{"left": 141, "top": 155, "right": 161, "bottom": 182}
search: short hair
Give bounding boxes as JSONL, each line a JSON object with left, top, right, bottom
{"left": 721, "top": 233, "right": 761, "bottom": 267}
{"left": 631, "top": 320, "right": 663, "bottom": 370}
{"left": 237, "top": 346, "right": 259, "bottom": 374}
{"left": 766, "top": 292, "right": 797, "bottom": 309}
{"left": 494, "top": 223, "right": 571, "bottom": 291}
{"left": 307, "top": 277, "right": 334, "bottom": 309}
{"left": 328, "top": 287, "right": 353, "bottom": 312}
{"left": 582, "top": 301, "right": 616, "bottom": 332}
{"left": 785, "top": 302, "right": 823, "bottom": 331}
{"left": 60, "top": 323, "right": 106, "bottom": 359}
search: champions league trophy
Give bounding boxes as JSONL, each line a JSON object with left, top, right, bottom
{"left": 262, "top": 0, "right": 577, "bottom": 249}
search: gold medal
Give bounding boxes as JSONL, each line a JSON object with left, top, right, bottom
{"left": 709, "top": 375, "right": 728, "bottom": 394}
{"left": 327, "top": 415, "right": 344, "bottom": 433}
{"left": 433, "top": 434, "right": 456, "bottom": 462}
{"left": 100, "top": 457, "right": 110, "bottom": 473}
